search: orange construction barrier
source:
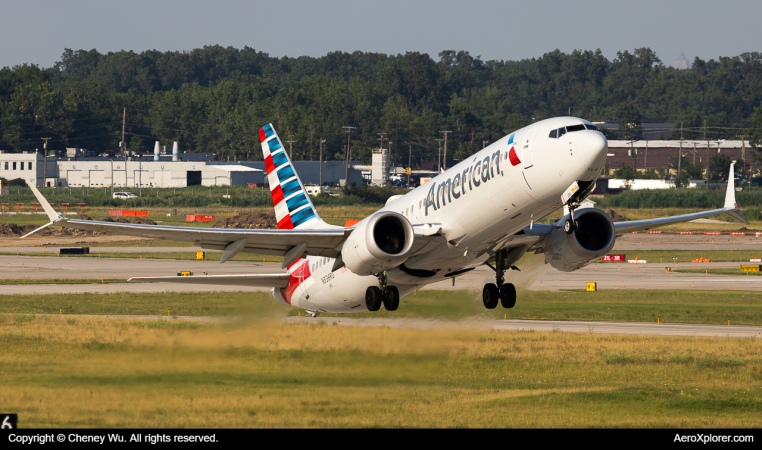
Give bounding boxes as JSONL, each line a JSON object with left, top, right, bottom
{"left": 692, "top": 255, "right": 711, "bottom": 263}
{"left": 14, "top": 203, "right": 24, "bottom": 214}
{"left": 76, "top": 203, "right": 86, "bottom": 214}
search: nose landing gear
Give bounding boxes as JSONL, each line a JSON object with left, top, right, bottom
{"left": 564, "top": 200, "right": 580, "bottom": 234}
{"left": 365, "top": 272, "right": 400, "bottom": 312}
{"left": 482, "top": 249, "right": 518, "bottom": 310}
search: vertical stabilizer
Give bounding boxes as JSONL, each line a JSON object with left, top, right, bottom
{"left": 259, "top": 123, "right": 322, "bottom": 229}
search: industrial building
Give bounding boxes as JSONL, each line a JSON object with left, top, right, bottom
{"left": 0, "top": 144, "right": 364, "bottom": 188}
{"left": 606, "top": 140, "right": 755, "bottom": 175}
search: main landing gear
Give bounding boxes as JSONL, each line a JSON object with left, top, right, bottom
{"left": 482, "top": 249, "right": 517, "bottom": 310}
{"left": 365, "top": 272, "right": 400, "bottom": 312}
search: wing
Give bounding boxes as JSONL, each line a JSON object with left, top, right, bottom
{"left": 129, "top": 273, "right": 291, "bottom": 288}
{"left": 23, "top": 176, "right": 444, "bottom": 266}
{"left": 498, "top": 163, "right": 748, "bottom": 253}
{"left": 612, "top": 163, "right": 748, "bottom": 234}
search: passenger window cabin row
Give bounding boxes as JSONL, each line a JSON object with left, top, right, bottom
{"left": 548, "top": 123, "right": 597, "bottom": 138}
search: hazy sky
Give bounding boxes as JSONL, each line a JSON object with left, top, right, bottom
{"left": 2, "top": 0, "right": 760, "bottom": 69}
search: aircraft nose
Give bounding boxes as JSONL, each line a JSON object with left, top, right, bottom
{"left": 577, "top": 131, "right": 607, "bottom": 171}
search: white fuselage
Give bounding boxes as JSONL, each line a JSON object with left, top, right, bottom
{"left": 273, "top": 117, "right": 608, "bottom": 313}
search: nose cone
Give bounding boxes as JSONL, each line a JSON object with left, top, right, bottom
{"left": 577, "top": 131, "right": 607, "bottom": 175}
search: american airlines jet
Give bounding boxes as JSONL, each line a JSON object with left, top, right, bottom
{"left": 24, "top": 118, "right": 748, "bottom": 316}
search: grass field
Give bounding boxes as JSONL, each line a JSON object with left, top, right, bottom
{"left": 0, "top": 278, "right": 131, "bottom": 285}
{"left": 0, "top": 205, "right": 379, "bottom": 228}
{"left": 0, "top": 251, "right": 283, "bottom": 263}
{"left": 1, "top": 315, "right": 761, "bottom": 427}
{"left": 597, "top": 250, "right": 762, "bottom": 263}
{"left": 3, "top": 289, "right": 762, "bottom": 326}
{"left": 675, "top": 269, "right": 762, "bottom": 277}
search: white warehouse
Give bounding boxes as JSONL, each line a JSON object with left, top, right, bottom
{"left": 0, "top": 152, "right": 263, "bottom": 188}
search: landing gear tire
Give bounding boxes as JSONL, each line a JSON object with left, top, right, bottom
{"left": 365, "top": 286, "right": 382, "bottom": 311}
{"left": 483, "top": 283, "right": 499, "bottom": 309}
{"left": 384, "top": 286, "right": 400, "bottom": 311}
{"left": 564, "top": 218, "right": 576, "bottom": 234}
{"left": 499, "top": 283, "right": 516, "bottom": 309}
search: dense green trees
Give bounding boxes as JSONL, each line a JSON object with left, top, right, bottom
{"left": 1, "top": 46, "right": 761, "bottom": 168}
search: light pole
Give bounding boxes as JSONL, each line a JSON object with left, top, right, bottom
{"left": 342, "top": 126, "right": 356, "bottom": 189}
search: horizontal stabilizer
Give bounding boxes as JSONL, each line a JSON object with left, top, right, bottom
{"left": 129, "top": 273, "right": 291, "bottom": 288}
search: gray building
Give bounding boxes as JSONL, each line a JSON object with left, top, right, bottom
{"left": 0, "top": 150, "right": 364, "bottom": 188}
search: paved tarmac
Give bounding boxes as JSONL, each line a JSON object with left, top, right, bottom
{"left": 1, "top": 252, "right": 761, "bottom": 293}
{"left": 283, "top": 316, "right": 762, "bottom": 338}
{"left": 614, "top": 233, "right": 762, "bottom": 250}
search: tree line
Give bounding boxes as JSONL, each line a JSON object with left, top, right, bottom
{"left": 2, "top": 46, "right": 762, "bottom": 169}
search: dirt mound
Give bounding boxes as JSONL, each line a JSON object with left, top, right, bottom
{"left": 214, "top": 212, "right": 278, "bottom": 229}
{"left": 101, "top": 217, "right": 156, "bottom": 225}
{"left": 0, "top": 222, "right": 101, "bottom": 237}
{"left": 736, "top": 227, "right": 760, "bottom": 233}
{"left": 606, "top": 209, "right": 630, "bottom": 222}
{"left": 78, "top": 214, "right": 92, "bottom": 220}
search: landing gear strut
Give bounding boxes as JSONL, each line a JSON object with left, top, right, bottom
{"left": 366, "top": 272, "right": 400, "bottom": 312}
{"left": 483, "top": 249, "right": 517, "bottom": 309}
{"left": 564, "top": 200, "right": 580, "bottom": 234}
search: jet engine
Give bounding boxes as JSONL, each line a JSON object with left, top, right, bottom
{"left": 341, "top": 212, "right": 415, "bottom": 276}
{"left": 544, "top": 208, "right": 616, "bottom": 272}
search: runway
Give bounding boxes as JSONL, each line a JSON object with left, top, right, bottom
{"left": 1, "top": 253, "right": 761, "bottom": 293}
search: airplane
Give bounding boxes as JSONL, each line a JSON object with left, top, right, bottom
{"left": 23, "top": 118, "right": 748, "bottom": 316}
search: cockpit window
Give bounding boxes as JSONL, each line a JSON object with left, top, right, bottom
{"left": 585, "top": 123, "right": 598, "bottom": 131}
{"left": 549, "top": 129, "right": 557, "bottom": 138}
{"left": 557, "top": 127, "right": 567, "bottom": 138}
{"left": 566, "top": 124, "right": 586, "bottom": 132}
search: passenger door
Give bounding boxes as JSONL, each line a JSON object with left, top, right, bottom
{"left": 522, "top": 129, "right": 536, "bottom": 169}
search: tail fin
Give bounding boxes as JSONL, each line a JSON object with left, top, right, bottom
{"left": 260, "top": 123, "right": 321, "bottom": 229}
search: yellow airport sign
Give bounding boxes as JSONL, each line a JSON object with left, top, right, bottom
{"left": 586, "top": 282, "right": 597, "bottom": 292}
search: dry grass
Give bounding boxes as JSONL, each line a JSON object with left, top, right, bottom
{"left": 2, "top": 315, "right": 762, "bottom": 428}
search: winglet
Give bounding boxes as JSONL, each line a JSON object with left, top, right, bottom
{"left": 20, "top": 176, "right": 63, "bottom": 239}
{"left": 723, "top": 163, "right": 749, "bottom": 224}
{"left": 24, "top": 176, "right": 60, "bottom": 222}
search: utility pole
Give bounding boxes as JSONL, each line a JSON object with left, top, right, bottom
{"left": 41, "top": 137, "right": 52, "bottom": 188}
{"left": 440, "top": 131, "right": 451, "bottom": 171}
{"left": 704, "top": 120, "right": 709, "bottom": 191}
{"left": 435, "top": 139, "right": 443, "bottom": 172}
{"left": 736, "top": 134, "right": 747, "bottom": 182}
{"left": 678, "top": 122, "right": 683, "bottom": 188}
{"left": 342, "top": 126, "right": 356, "bottom": 188}
{"left": 404, "top": 141, "right": 415, "bottom": 188}
{"left": 285, "top": 133, "right": 296, "bottom": 160}
{"left": 645, "top": 140, "right": 648, "bottom": 171}
{"left": 121, "top": 107, "right": 128, "bottom": 188}
{"left": 319, "top": 138, "right": 326, "bottom": 189}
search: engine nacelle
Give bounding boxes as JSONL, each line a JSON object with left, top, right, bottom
{"left": 341, "top": 211, "right": 415, "bottom": 276}
{"left": 544, "top": 208, "right": 616, "bottom": 272}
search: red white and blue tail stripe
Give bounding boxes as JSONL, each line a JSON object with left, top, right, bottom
{"left": 260, "top": 123, "right": 320, "bottom": 230}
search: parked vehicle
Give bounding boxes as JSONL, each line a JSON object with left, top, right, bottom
{"left": 113, "top": 192, "right": 139, "bottom": 199}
